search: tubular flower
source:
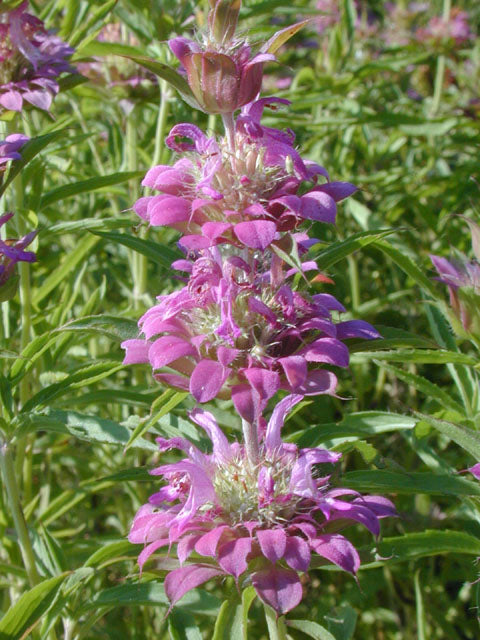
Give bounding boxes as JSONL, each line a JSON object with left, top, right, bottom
{"left": 0, "top": 211, "right": 37, "bottom": 290}
{"left": 0, "top": 1, "right": 75, "bottom": 113}
{"left": 430, "top": 219, "right": 480, "bottom": 339}
{"left": 0, "top": 133, "right": 29, "bottom": 169}
{"left": 122, "top": 245, "right": 379, "bottom": 419}
{"left": 133, "top": 97, "right": 356, "bottom": 251}
{"left": 128, "top": 396, "right": 396, "bottom": 615}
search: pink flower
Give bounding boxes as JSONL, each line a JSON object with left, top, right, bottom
{"left": 128, "top": 396, "right": 396, "bottom": 614}
{"left": 430, "top": 218, "right": 480, "bottom": 338}
{"left": 0, "top": 212, "right": 37, "bottom": 290}
{"left": 133, "top": 97, "right": 356, "bottom": 250}
{"left": 122, "top": 246, "right": 379, "bottom": 417}
{"left": 415, "top": 9, "right": 473, "bottom": 47}
{"left": 0, "top": 2, "right": 75, "bottom": 113}
{"left": 0, "top": 133, "right": 29, "bottom": 169}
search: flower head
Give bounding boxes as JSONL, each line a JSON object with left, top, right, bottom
{"left": 415, "top": 9, "right": 473, "bottom": 47}
{"left": 134, "top": 97, "right": 356, "bottom": 251}
{"left": 122, "top": 245, "right": 379, "bottom": 418}
{"left": 129, "top": 396, "right": 396, "bottom": 614}
{"left": 0, "top": 1, "right": 75, "bottom": 113}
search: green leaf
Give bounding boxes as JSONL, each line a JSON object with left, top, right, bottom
{"left": 120, "top": 55, "right": 201, "bottom": 110}
{"left": 290, "top": 411, "right": 416, "bottom": 447}
{"left": 324, "top": 605, "right": 357, "bottom": 640}
{"left": 314, "top": 229, "right": 395, "bottom": 271}
{"left": 33, "top": 234, "right": 100, "bottom": 305}
{"left": 20, "top": 361, "right": 124, "bottom": 413}
{"left": 68, "top": 0, "right": 118, "bottom": 47}
{"left": 56, "top": 314, "right": 138, "bottom": 342}
{"left": 213, "top": 587, "right": 255, "bottom": 640}
{"left": 413, "top": 411, "right": 480, "bottom": 460}
{"left": 39, "top": 170, "right": 144, "bottom": 209}
{"left": 351, "top": 349, "right": 476, "bottom": 366}
{"left": 0, "top": 130, "right": 69, "bottom": 198}
{"left": 374, "top": 240, "right": 437, "bottom": 297}
{"left": 8, "top": 333, "right": 58, "bottom": 385}
{"left": 84, "top": 541, "right": 136, "bottom": 568}
{"left": 168, "top": 609, "right": 203, "bottom": 640}
{"left": 374, "top": 361, "right": 465, "bottom": 414}
{"left": 124, "top": 389, "right": 189, "bottom": 452}
{"left": 75, "top": 40, "right": 144, "bottom": 59}
{"left": 376, "top": 530, "right": 480, "bottom": 564}
{"left": 0, "top": 573, "right": 67, "bottom": 640}
{"left": 79, "top": 581, "right": 221, "bottom": 614}
{"left": 91, "top": 230, "right": 181, "bottom": 269}
{"left": 16, "top": 409, "right": 157, "bottom": 450}
{"left": 288, "top": 620, "right": 336, "bottom": 640}
{"left": 340, "top": 470, "right": 480, "bottom": 497}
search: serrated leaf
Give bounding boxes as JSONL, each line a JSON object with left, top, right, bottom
{"left": 375, "top": 361, "right": 465, "bottom": 414}
{"left": 121, "top": 55, "right": 201, "bottom": 110}
{"left": 413, "top": 411, "right": 480, "bottom": 460}
{"left": 79, "top": 581, "right": 221, "bottom": 614}
{"left": 314, "top": 229, "right": 395, "bottom": 270}
{"left": 91, "top": 230, "right": 181, "bottom": 269}
{"left": 0, "top": 573, "right": 67, "bottom": 639}
{"left": 16, "top": 409, "right": 157, "bottom": 450}
{"left": 56, "top": 314, "right": 138, "bottom": 342}
{"left": 351, "top": 349, "right": 476, "bottom": 366}
{"left": 376, "top": 530, "right": 480, "bottom": 564}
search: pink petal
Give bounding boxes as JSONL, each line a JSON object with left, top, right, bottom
{"left": 265, "top": 394, "right": 303, "bottom": 452}
{"left": 149, "top": 336, "right": 196, "bottom": 369}
{"left": 313, "top": 182, "right": 357, "bottom": 201}
{"left": 234, "top": 220, "right": 277, "bottom": 250}
{"left": 303, "top": 337, "right": 349, "bottom": 367}
{"left": 335, "top": 320, "right": 381, "bottom": 340}
{"left": 178, "top": 534, "right": 202, "bottom": 564}
{"left": 284, "top": 536, "right": 311, "bottom": 572}
{"left": 278, "top": 356, "right": 307, "bottom": 390}
{"left": 257, "top": 528, "right": 287, "bottom": 563}
{"left": 194, "top": 526, "right": 229, "bottom": 557}
{"left": 218, "top": 537, "right": 253, "bottom": 578}
{"left": 165, "top": 564, "right": 224, "bottom": 607}
{"left": 294, "top": 370, "right": 338, "bottom": 396}
{"left": 121, "top": 339, "right": 150, "bottom": 365}
{"left": 133, "top": 196, "right": 151, "bottom": 220}
{"left": 251, "top": 566, "right": 303, "bottom": 615}
{"left": 189, "top": 408, "right": 232, "bottom": 462}
{"left": 0, "top": 90, "right": 23, "bottom": 111}
{"left": 138, "top": 538, "right": 169, "bottom": 570}
{"left": 148, "top": 196, "right": 191, "bottom": 226}
{"left": 190, "top": 359, "right": 229, "bottom": 403}
{"left": 310, "top": 534, "right": 360, "bottom": 574}
{"left": 301, "top": 191, "right": 337, "bottom": 223}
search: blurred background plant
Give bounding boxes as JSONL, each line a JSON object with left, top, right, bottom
{"left": 0, "top": 0, "right": 480, "bottom": 638}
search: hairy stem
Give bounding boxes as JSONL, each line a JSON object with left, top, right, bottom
{"left": 221, "top": 112, "right": 236, "bottom": 153}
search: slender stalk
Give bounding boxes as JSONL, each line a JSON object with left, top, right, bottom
{"left": 221, "top": 112, "right": 236, "bottom": 152}
{"left": 242, "top": 418, "right": 260, "bottom": 468}
{"left": 430, "top": 0, "right": 451, "bottom": 116}
{"left": 264, "top": 604, "right": 288, "bottom": 640}
{"left": 0, "top": 440, "right": 40, "bottom": 587}
{"left": 152, "top": 80, "right": 171, "bottom": 167}
{"left": 347, "top": 254, "right": 360, "bottom": 312}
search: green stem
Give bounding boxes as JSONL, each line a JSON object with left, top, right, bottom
{"left": 347, "top": 254, "right": 360, "bottom": 312}
{"left": 264, "top": 604, "right": 288, "bottom": 640}
{"left": 430, "top": 0, "right": 451, "bottom": 116}
{"left": 241, "top": 418, "right": 260, "bottom": 468}
{"left": 152, "top": 80, "right": 171, "bottom": 167}
{"left": 0, "top": 440, "right": 40, "bottom": 587}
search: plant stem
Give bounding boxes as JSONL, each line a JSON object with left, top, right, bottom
{"left": 242, "top": 418, "right": 260, "bottom": 468}
{"left": 221, "top": 112, "right": 236, "bottom": 152}
{"left": 0, "top": 439, "right": 40, "bottom": 587}
{"left": 264, "top": 604, "right": 288, "bottom": 640}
